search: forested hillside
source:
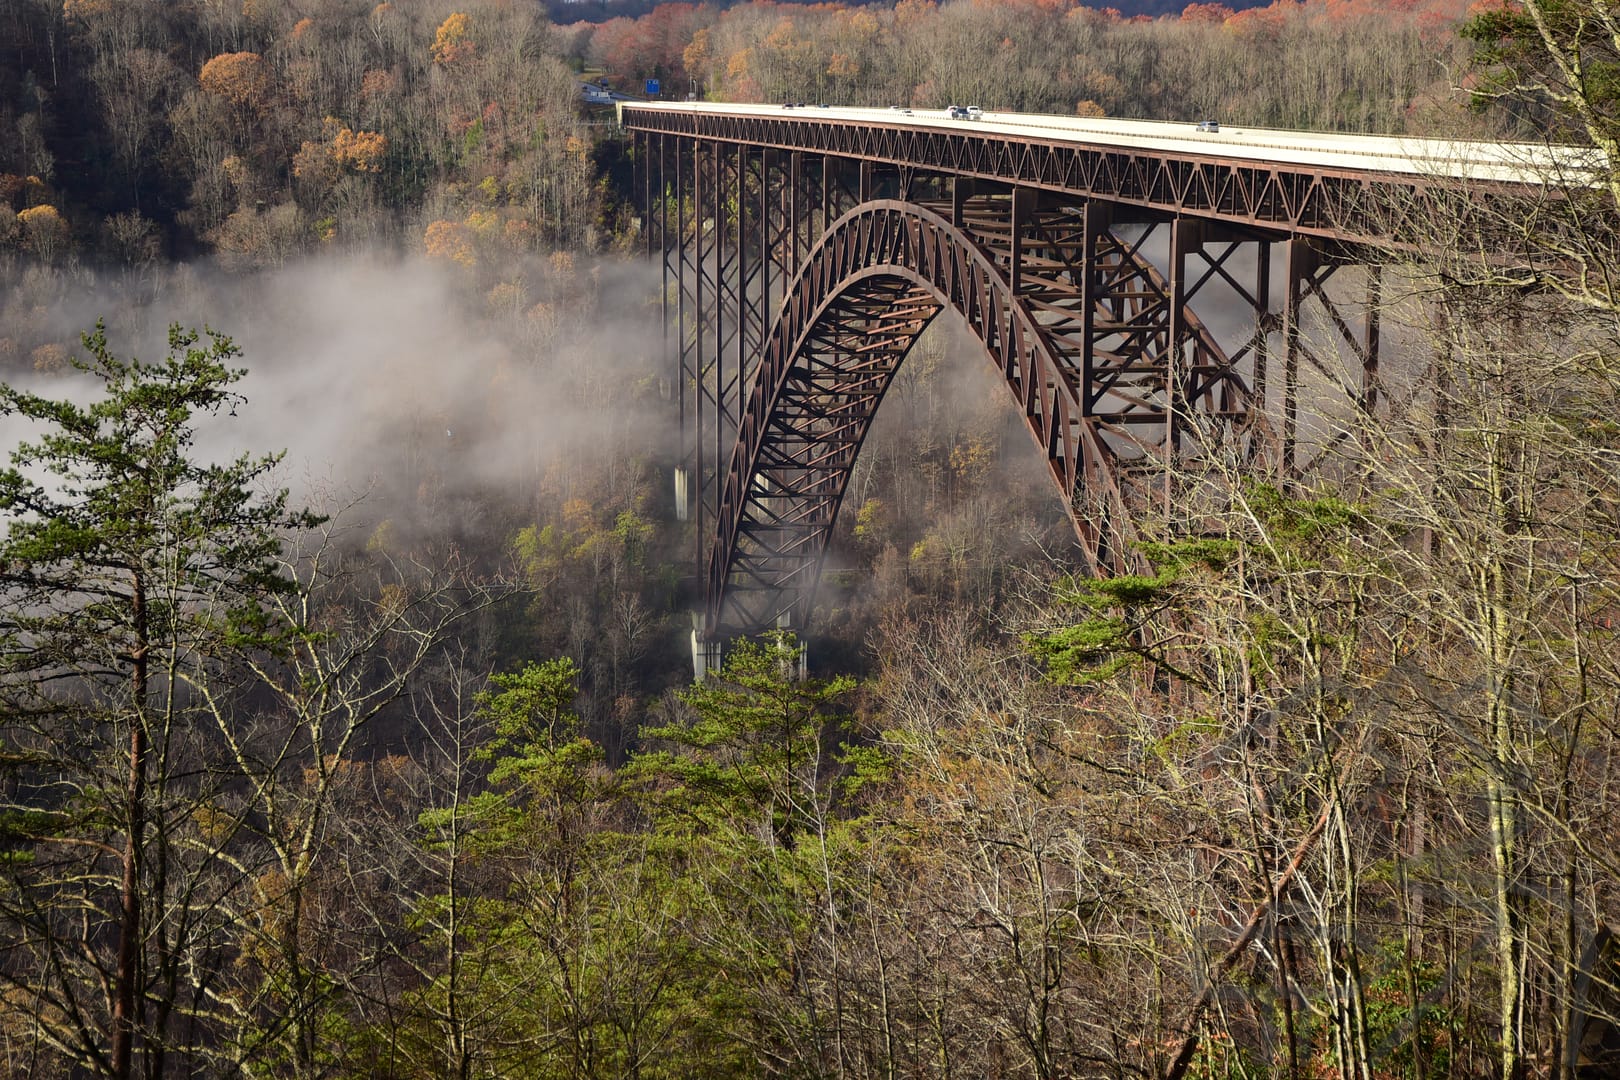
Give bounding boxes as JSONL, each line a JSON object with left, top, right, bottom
{"left": 581, "top": 0, "right": 1483, "bottom": 131}
{"left": 2, "top": 0, "right": 1620, "bottom": 1077}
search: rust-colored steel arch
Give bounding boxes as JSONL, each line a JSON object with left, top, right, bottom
{"left": 705, "top": 198, "right": 1247, "bottom": 636}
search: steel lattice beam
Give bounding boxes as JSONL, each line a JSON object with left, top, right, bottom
{"left": 635, "top": 132, "right": 1386, "bottom": 640}
{"left": 623, "top": 106, "right": 1543, "bottom": 248}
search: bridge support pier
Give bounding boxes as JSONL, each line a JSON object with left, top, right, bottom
{"left": 673, "top": 466, "right": 691, "bottom": 522}
{"left": 690, "top": 613, "right": 723, "bottom": 681}
{"left": 689, "top": 620, "right": 809, "bottom": 683}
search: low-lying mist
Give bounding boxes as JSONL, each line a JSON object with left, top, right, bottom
{"left": 0, "top": 252, "right": 671, "bottom": 542}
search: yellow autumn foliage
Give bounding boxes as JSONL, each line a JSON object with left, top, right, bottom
{"left": 683, "top": 29, "right": 711, "bottom": 77}
{"left": 431, "top": 12, "right": 474, "bottom": 65}
{"left": 526, "top": 302, "right": 559, "bottom": 341}
{"left": 32, "top": 343, "right": 69, "bottom": 374}
{"left": 376, "top": 583, "right": 409, "bottom": 619}
{"left": 423, "top": 219, "right": 475, "bottom": 267}
{"left": 18, "top": 205, "right": 68, "bottom": 260}
{"left": 503, "top": 217, "right": 535, "bottom": 249}
{"left": 220, "top": 155, "right": 249, "bottom": 189}
{"left": 17, "top": 205, "right": 63, "bottom": 228}
{"left": 764, "top": 17, "right": 797, "bottom": 50}
{"left": 949, "top": 436, "right": 994, "bottom": 486}
{"left": 486, "top": 280, "right": 523, "bottom": 314}
{"left": 192, "top": 803, "right": 236, "bottom": 845}
{"left": 295, "top": 119, "right": 387, "bottom": 178}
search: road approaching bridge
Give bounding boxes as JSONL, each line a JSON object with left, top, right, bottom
{"left": 618, "top": 101, "right": 1599, "bottom": 661}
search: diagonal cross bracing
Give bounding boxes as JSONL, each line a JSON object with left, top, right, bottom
{"left": 636, "top": 125, "right": 1386, "bottom": 639}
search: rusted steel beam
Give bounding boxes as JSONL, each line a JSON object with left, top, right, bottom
{"left": 621, "top": 106, "right": 1442, "bottom": 244}
{"left": 636, "top": 120, "right": 1398, "bottom": 638}
{"left": 704, "top": 199, "right": 1262, "bottom": 633}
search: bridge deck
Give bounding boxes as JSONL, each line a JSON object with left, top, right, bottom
{"left": 631, "top": 102, "right": 1594, "bottom": 183}
{"left": 622, "top": 102, "right": 1597, "bottom": 241}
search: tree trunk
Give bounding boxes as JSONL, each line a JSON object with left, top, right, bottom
{"left": 112, "top": 569, "right": 149, "bottom": 1080}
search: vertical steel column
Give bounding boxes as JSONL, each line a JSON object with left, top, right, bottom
{"left": 692, "top": 139, "right": 705, "bottom": 563}
{"left": 1010, "top": 186, "right": 1034, "bottom": 296}
{"left": 656, "top": 134, "right": 681, "bottom": 517}
{"left": 819, "top": 158, "right": 832, "bottom": 237}
{"left": 1283, "top": 237, "right": 1313, "bottom": 477}
{"left": 1363, "top": 263, "right": 1382, "bottom": 413}
{"left": 709, "top": 140, "right": 726, "bottom": 560}
{"left": 951, "top": 176, "right": 972, "bottom": 228}
{"left": 1166, "top": 217, "right": 1202, "bottom": 512}
{"left": 731, "top": 141, "right": 747, "bottom": 460}
{"left": 762, "top": 151, "right": 800, "bottom": 334}
{"left": 655, "top": 133, "right": 666, "bottom": 334}
{"left": 1253, "top": 238, "right": 1272, "bottom": 421}
{"left": 756, "top": 148, "right": 772, "bottom": 403}
{"left": 788, "top": 152, "right": 803, "bottom": 277}
{"left": 1079, "top": 199, "right": 1110, "bottom": 424}
{"left": 674, "top": 136, "right": 695, "bottom": 523}
{"left": 640, "top": 131, "right": 650, "bottom": 261}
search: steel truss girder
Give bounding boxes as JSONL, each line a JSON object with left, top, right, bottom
{"left": 637, "top": 134, "right": 1385, "bottom": 639}
{"left": 622, "top": 107, "right": 1514, "bottom": 246}
{"left": 705, "top": 199, "right": 1257, "bottom": 636}
{"left": 656, "top": 137, "right": 877, "bottom": 580}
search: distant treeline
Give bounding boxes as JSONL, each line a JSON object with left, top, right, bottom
{"left": 0, "top": 0, "right": 603, "bottom": 271}
{"left": 0, "top": 0, "right": 1495, "bottom": 280}
{"left": 567, "top": 0, "right": 1483, "bottom": 132}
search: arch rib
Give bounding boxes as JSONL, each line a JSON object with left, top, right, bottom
{"left": 706, "top": 198, "right": 1248, "bottom": 638}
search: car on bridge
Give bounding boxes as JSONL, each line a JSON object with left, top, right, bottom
{"left": 1195, "top": 119, "right": 1220, "bottom": 133}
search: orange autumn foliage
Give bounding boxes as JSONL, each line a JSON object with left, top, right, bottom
{"left": 423, "top": 219, "right": 475, "bottom": 267}
{"left": 61, "top": 0, "right": 113, "bottom": 21}
{"left": 332, "top": 126, "right": 387, "bottom": 171}
{"left": 291, "top": 140, "right": 334, "bottom": 182}
{"left": 894, "top": 0, "right": 938, "bottom": 24}
{"left": 361, "top": 69, "right": 398, "bottom": 99}
{"left": 199, "top": 52, "right": 272, "bottom": 109}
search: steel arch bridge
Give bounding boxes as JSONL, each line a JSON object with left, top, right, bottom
{"left": 620, "top": 103, "right": 1580, "bottom": 649}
